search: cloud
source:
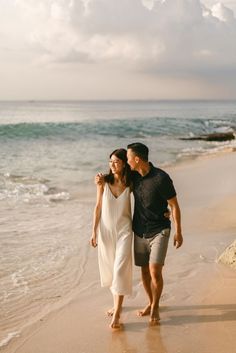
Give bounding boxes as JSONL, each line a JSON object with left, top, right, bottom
{"left": 211, "top": 2, "right": 235, "bottom": 22}
{"left": 8, "top": 0, "right": 236, "bottom": 81}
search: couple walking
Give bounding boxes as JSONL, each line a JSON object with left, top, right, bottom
{"left": 91, "top": 142, "right": 183, "bottom": 329}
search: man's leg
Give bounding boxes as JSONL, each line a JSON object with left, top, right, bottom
{"left": 149, "top": 263, "right": 163, "bottom": 322}
{"left": 134, "top": 234, "right": 152, "bottom": 316}
{"left": 137, "top": 265, "right": 153, "bottom": 316}
{"left": 148, "top": 229, "right": 170, "bottom": 322}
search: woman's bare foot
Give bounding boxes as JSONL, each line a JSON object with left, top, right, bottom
{"left": 110, "top": 313, "right": 121, "bottom": 329}
{"left": 107, "top": 307, "right": 123, "bottom": 317}
{"left": 137, "top": 304, "right": 151, "bottom": 317}
{"left": 149, "top": 307, "right": 160, "bottom": 325}
{"left": 106, "top": 308, "right": 114, "bottom": 317}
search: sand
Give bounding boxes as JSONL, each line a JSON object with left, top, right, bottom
{"left": 3, "top": 152, "right": 236, "bottom": 353}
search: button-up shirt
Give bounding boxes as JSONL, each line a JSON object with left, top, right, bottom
{"left": 132, "top": 163, "right": 176, "bottom": 237}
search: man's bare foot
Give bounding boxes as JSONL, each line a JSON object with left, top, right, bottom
{"left": 106, "top": 308, "right": 114, "bottom": 317}
{"left": 149, "top": 307, "right": 160, "bottom": 325}
{"left": 110, "top": 313, "right": 121, "bottom": 329}
{"left": 137, "top": 304, "right": 151, "bottom": 317}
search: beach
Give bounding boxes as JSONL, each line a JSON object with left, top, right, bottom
{"left": 2, "top": 150, "right": 236, "bottom": 353}
{"left": 2, "top": 0, "right": 236, "bottom": 347}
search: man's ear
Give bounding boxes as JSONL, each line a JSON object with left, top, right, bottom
{"left": 135, "top": 156, "right": 139, "bottom": 164}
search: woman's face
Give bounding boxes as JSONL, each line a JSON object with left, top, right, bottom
{"left": 109, "top": 154, "right": 125, "bottom": 175}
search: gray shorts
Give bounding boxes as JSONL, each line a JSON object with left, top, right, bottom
{"left": 134, "top": 228, "right": 170, "bottom": 266}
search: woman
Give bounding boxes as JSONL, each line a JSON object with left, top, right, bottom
{"left": 90, "top": 148, "right": 133, "bottom": 329}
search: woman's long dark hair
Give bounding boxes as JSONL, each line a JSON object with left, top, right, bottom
{"left": 104, "top": 148, "right": 131, "bottom": 186}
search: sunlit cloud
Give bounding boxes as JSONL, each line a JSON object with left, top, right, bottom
{"left": 12, "top": 0, "right": 236, "bottom": 77}
{"left": 1, "top": 0, "right": 236, "bottom": 99}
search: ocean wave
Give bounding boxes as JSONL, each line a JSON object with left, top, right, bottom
{"left": 0, "top": 173, "right": 70, "bottom": 204}
{"left": 177, "top": 140, "right": 236, "bottom": 160}
{"left": 1, "top": 117, "right": 235, "bottom": 141}
{"left": 204, "top": 119, "right": 236, "bottom": 131}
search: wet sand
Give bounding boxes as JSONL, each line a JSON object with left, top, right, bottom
{"left": 3, "top": 152, "right": 236, "bottom": 353}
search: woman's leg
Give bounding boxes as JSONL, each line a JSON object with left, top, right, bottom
{"left": 110, "top": 294, "right": 124, "bottom": 328}
{"left": 109, "top": 233, "right": 131, "bottom": 327}
{"left": 107, "top": 295, "right": 115, "bottom": 316}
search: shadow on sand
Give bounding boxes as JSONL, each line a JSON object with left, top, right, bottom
{"left": 159, "top": 303, "right": 236, "bottom": 325}
{"left": 107, "top": 304, "right": 236, "bottom": 353}
{"left": 122, "top": 303, "right": 236, "bottom": 327}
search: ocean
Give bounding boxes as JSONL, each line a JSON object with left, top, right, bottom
{"left": 0, "top": 100, "right": 236, "bottom": 347}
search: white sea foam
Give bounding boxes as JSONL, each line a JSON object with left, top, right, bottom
{"left": 0, "top": 196, "right": 92, "bottom": 348}
{"left": 0, "top": 173, "right": 70, "bottom": 204}
{"left": 214, "top": 126, "right": 234, "bottom": 133}
{"left": 177, "top": 139, "right": 236, "bottom": 160}
{"left": 11, "top": 271, "right": 29, "bottom": 294}
{"left": 0, "top": 332, "right": 20, "bottom": 348}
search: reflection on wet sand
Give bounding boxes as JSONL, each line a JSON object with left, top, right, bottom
{"left": 108, "top": 320, "right": 167, "bottom": 353}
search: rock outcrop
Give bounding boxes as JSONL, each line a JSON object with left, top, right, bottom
{"left": 181, "top": 132, "right": 235, "bottom": 142}
{"left": 218, "top": 240, "right": 236, "bottom": 270}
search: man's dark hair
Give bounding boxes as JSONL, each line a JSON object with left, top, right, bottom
{"left": 127, "top": 142, "right": 149, "bottom": 162}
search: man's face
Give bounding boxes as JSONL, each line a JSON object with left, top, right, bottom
{"left": 127, "top": 149, "right": 137, "bottom": 170}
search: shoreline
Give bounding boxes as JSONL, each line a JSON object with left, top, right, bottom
{"left": 74, "top": 144, "right": 236, "bottom": 201}
{"left": 2, "top": 150, "right": 236, "bottom": 353}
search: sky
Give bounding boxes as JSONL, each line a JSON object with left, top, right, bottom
{"left": 0, "top": 0, "right": 236, "bottom": 100}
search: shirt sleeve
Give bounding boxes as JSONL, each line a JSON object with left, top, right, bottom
{"left": 158, "top": 173, "right": 177, "bottom": 200}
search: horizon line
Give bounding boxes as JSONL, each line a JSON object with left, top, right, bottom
{"left": 1, "top": 98, "right": 236, "bottom": 103}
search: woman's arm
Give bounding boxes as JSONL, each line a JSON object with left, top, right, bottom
{"left": 90, "top": 184, "right": 104, "bottom": 247}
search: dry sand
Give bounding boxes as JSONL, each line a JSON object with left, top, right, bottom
{"left": 3, "top": 152, "right": 236, "bottom": 353}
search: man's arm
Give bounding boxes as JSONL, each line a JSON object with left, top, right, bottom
{"left": 167, "top": 196, "right": 183, "bottom": 249}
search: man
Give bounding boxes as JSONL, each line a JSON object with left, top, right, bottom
{"left": 126, "top": 142, "right": 183, "bottom": 324}
{"left": 96, "top": 142, "right": 183, "bottom": 324}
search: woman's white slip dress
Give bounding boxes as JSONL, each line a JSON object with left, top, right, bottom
{"left": 98, "top": 183, "right": 133, "bottom": 296}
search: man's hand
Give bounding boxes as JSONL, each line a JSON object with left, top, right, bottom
{"left": 167, "top": 196, "right": 183, "bottom": 249}
{"left": 94, "top": 173, "right": 105, "bottom": 185}
{"left": 173, "top": 232, "right": 183, "bottom": 249}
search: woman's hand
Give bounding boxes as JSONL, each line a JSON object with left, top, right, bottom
{"left": 94, "top": 173, "right": 105, "bottom": 185}
{"left": 164, "top": 209, "right": 171, "bottom": 219}
{"left": 90, "top": 233, "right": 97, "bottom": 247}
